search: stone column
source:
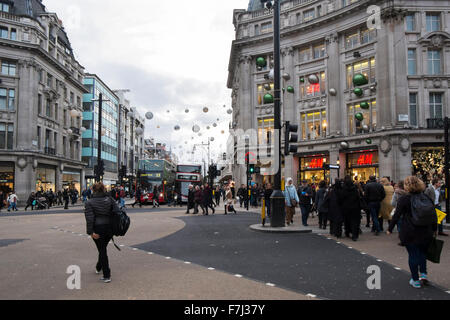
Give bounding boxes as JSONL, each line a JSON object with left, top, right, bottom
{"left": 281, "top": 46, "right": 296, "bottom": 124}
{"left": 325, "top": 33, "right": 341, "bottom": 135}
{"left": 15, "top": 158, "right": 35, "bottom": 206}
{"left": 239, "top": 55, "right": 253, "bottom": 131}
{"left": 16, "top": 59, "right": 38, "bottom": 150}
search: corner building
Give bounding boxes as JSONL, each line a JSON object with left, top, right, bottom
{"left": 0, "top": 0, "right": 87, "bottom": 204}
{"left": 228, "top": 0, "right": 450, "bottom": 187}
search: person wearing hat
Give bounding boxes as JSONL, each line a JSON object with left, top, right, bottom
{"left": 284, "top": 178, "right": 299, "bottom": 226}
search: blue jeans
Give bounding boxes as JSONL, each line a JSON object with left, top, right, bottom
{"left": 119, "top": 197, "right": 125, "bottom": 208}
{"left": 8, "top": 202, "right": 16, "bottom": 211}
{"left": 368, "top": 202, "right": 381, "bottom": 232}
{"left": 300, "top": 204, "right": 311, "bottom": 226}
{"left": 405, "top": 244, "right": 427, "bottom": 281}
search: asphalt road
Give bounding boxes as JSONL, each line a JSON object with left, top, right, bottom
{"left": 134, "top": 212, "right": 450, "bottom": 300}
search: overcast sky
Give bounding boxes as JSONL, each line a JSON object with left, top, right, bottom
{"left": 44, "top": 0, "right": 247, "bottom": 164}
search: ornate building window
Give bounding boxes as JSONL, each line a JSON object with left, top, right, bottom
{"left": 347, "top": 100, "right": 377, "bottom": 135}
{"left": 300, "top": 109, "right": 327, "bottom": 140}
{"left": 427, "top": 50, "right": 441, "bottom": 75}
{"left": 0, "top": 3, "right": 10, "bottom": 13}
{"left": 1, "top": 60, "right": 16, "bottom": 76}
{"left": 405, "top": 14, "right": 416, "bottom": 32}
{"left": 429, "top": 93, "right": 443, "bottom": 119}
{"left": 299, "top": 72, "right": 326, "bottom": 99}
{"left": 409, "top": 93, "right": 418, "bottom": 127}
{"left": 257, "top": 83, "right": 274, "bottom": 105}
{"left": 0, "top": 88, "right": 14, "bottom": 111}
{"left": 0, "top": 123, "right": 13, "bottom": 150}
{"left": 426, "top": 13, "right": 441, "bottom": 32}
{"left": 261, "top": 22, "right": 272, "bottom": 34}
{"left": 346, "top": 57, "right": 376, "bottom": 89}
{"left": 303, "top": 9, "right": 315, "bottom": 22}
{"left": 407, "top": 49, "right": 417, "bottom": 75}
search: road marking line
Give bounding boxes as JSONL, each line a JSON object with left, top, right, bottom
{"left": 348, "top": 247, "right": 353, "bottom": 249}
{"left": 266, "top": 283, "right": 275, "bottom": 287}
{"left": 208, "top": 267, "right": 215, "bottom": 270}
{"left": 147, "top": 252, "right": 153, "bottom": 255}
{"left": 184, "top": 261, "right": 191, "bottom": 264}
{"left": 446, "top": 291, "right": 450, "bottom": 294}
{"left": 395, "top": 267, "right": 402, "bottom": 270}
{"left": 234, "top": 274, "right": 243, "bottom": 278}
{"left": 336, "top": 242, "right": 341, "bottom": 244}
{"left": 306, "top": 294, "right": 317, "bottom": 298}
{"left": 132, "top": 248, "right": 138, "bottom": 251}
{"left": 166, "top": 257, "right": 171, "bottom": 259}
{"left": 377, "top": 259, "right": 383, "bottom": 262}
{"left": 361, "top": 252, "right": 366, "bottom": 255}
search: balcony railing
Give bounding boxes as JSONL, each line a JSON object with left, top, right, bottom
{"left": 427, "top": 118, "right": 444, "bottom": 129}
{"left": 44, "top": 147, "right": 56, "bottom": 156}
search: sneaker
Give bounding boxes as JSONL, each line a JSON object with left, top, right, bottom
{"left": 409, "top": 279, "right": 421, "bottom": 289}
{"left": 95, "top": 268, "right": 101, "bottom": 274}
{"left": 419, "top": 273, "right": 428, "bottom": 284}
{"left": 100, "top": 277, "right": 111, "bottom": 283}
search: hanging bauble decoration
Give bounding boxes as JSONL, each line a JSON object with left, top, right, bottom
{"left": 354, "top": 88, "right": 364, "bottom": 97}
{"left": 362, "top": 124, "right": 370, "bottom": 132}
{"left": 210, "top": 137, "right": 215, "bottom": 142}
{"left": 308, "top": 74, "right": 319, "bottom": 84}
{"left": 157, "top": 125, "right": 160, "bottom": 129}
{"left": 185, "top": 141, "right": 188, "bottom": 144}
{"left": 360, "top": 101, "right": 370, "bottom": 110}
{"left": 366, "top": 139, "right": 373, "bottom": 145}
{"left": 67, "top": 128, "right": 73, "bottom": 135}
{"left": 217, "top": 118, "right": 220, "bottom": 121}
{"left": 353, "top": 73, "right": 368, "bottom": 86}
{"left": 264, "top": 84, "right": 271, "bottom": 91}
{"left": 355, "top": 112, "right": 364, "bottom": 121}
{"left": 282, "top": 72, "right": 290, "bottom": 81}
{"left": 192, "top": 125, "right": 201, "bottom": 133}
{"left": 340, "top": 141, "right": 349, "bottom": 149}
{"left": 227, "top": 109, "right": 233, "bottom": 115}
{"left": 198, "top": 133, "right": 202, "bottom": 137}
{"left": 213, "top": 123, "right": 217, "bottom": 127}
{"left": 300, "top": 77, "right": 305, "bottom": 83}
{"left": 263, "top": 94, "right": 274, "bottom": 104}
{"left": 166, "top": 110, "right": 170, "bottom": 113}
{"left": 287, "top": 86, "right": 295, "bottom": 94}
{"left": 174, "top": 125, "right": 181, "bottom": 131}
{"left": 203, "top": 107, "right": 209, "bottom": 113}
{"left": 256, "top": 57, "right": 267, "bottom": 68}
{"left": 185, "top": 109, "right": 189, "bottom": 113}
{"left": 135, "top": 127, "right": 144, "bottom": 136}
{"left": 268, "top": 69, "right": 274, "bottom": 80}
{"left": 206, "top": 126, "right": 210, "bottom": 130}
{"left": 221, "top": 130, "right": 225, "bottom": 134}
{"left": 145, "top": 112, "right": 154, "bottom": 120}
{"left": 329, "top": 88, "right": 337, "bottom": 96}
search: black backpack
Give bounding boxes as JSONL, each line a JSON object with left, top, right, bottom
{"left": 410, "top": 193, "right": 437, "bottom": 226}
{"left": 111, "top": 206, "right": 130, "bottom": 237}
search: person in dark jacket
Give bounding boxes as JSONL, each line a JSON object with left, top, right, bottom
{"left": 24, "top": 192, "right": 36, "bottom": 211}
{"left": 186, "top": 185, "right": 195, "bottom": 214}
{"left": 315, "top": 181, "right": 328, "bottom": 229}
{"left": 388, "top": 176, "right": 438, "bottom": 289}
{"left": 364, "top": 175, "right": 386, "bottom": 235}
{"left": 0, "top": 191, "right": 4, "bottom": 211}
{"left": 203, "top": 183, "right": 215, "bottom": 215}
{"left": 194, "top": 185, "right": 205, "bottom": 215}
{"left": 298, "top": 180, "right": 313, "bottom": 226}
{"left": 338, "top": 176, "right": 362, "bottom": 241}
{"left": 131, "top": 187, "right": 142, "bottom": 208}
{"left": 264, "top": 183, "right": 273, "bottom": 219}
{"left": 84, "top": 182, "right": 120, "bottom": 283}
{"left": 324, "top": 179, "right": 344, "bottom": 238}
{"left": 214, "top": 186, "right": 222, "bottom": 207}
{"left": 63, "top": 189, "right": 70, "bottom": 210}
{"left": 237, "top": 185, "right": 246, "bottom": 208}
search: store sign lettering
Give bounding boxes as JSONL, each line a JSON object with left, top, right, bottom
{"left": 357, "top": 154, "right": 374, "bottom": 166}
{"left": 308, "top": 158, "right": 324, "bottom": 169}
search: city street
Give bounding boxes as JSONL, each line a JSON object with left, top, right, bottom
{"left": 1, "top": 205, "right": 449, "bottom": 300}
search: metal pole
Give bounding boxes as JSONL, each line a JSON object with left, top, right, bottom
{"left": 96, "top": 93, "right": 103, "bottom": 183}
{"left": 270, "top": 0, "right": 286, "bottom": 227}
{"left": 445, "top": 117, "right": 449, "bottom": 223}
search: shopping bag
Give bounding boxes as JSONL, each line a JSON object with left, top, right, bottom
{"left": 426, "top": 237, "right": 444, "bottom": 264}
{"left": 436, "top": 208, "right": 447, "bottom": 225}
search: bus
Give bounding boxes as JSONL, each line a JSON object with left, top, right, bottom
{"left": 139, "top": 159, "right": 176, "bottom": 203}
{"left": 175, "top": 164, "right": 203, "bottom": 203}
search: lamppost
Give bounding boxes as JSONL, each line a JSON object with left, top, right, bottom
{"left": 261, "top": 0, "right": 285, "bottom": 227}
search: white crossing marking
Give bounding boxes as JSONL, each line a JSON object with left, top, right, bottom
{"left": 348, "top": 247, "right": 353, "bottom": 249}
{"left": 446, "top": 291, "right": 450, "bottom": 294}
{"left": 395, "top": 267, "right": 402, "bottom": 270}
{"left": 361, "top": 252, "right": 366, "bottom": 255}
{"left": 306, "top": 294, "right": 317, "bottom": 298}
{"left": 336, "top": 242, "right": 341, "bottom": 244}
{"left": 184, "top": 261, "right": 191, "bottom": 264}
{"left": 132, "top": 248, "right": 138, "bottom": 251}
{"left": 234, "top": 274, "right": 243, "bottom": 278}
{"left": 166, "top": 257, "right": 171, "bottom": 259}
{"left": 208, "top": 267, "right": 215, "bottom": 271}
{"left": 377, "top": 259, "right": 383, "bottom": 262}
{"left": 147, "top": 252, "right": 154, "bottom": 255}
{"left": 266, "top": 283, "right": 275, "bottom": 287}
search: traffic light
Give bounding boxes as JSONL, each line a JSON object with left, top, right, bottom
{"left": 284, "top": 121, "right": 299, "bottom": 155}
{"left": 119, "top": 165, "right": 127, "bottom": 178}
{"left": 95, "top": 160, "right": 105, "bottom": 179}
{"left": 249, "top": 164, "right": 255, "bottom": 174}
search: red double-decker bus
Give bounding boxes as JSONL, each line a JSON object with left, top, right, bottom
{"left": 175, "top": 164, "right": 203, "bottom": 203}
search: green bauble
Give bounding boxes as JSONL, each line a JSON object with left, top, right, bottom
{"left": 256, "top": 57, "right": 267, "bottom": 68}
{"left": 360, "top": 101, "right": 370, "bottom": 109}
{"left": 353, "top": 74, "right": 368, "bottom": 86}
{"left": 287, "top": 86, "right": 294, "bottom": 93}
{"left": 300, "top": 77, "right": 305, "bottom": 83}
{"left": 263, "top": 93, "right": 274, "bottom": 104}
{"left": 366, "top": 139, "right": 373, "bottom": 145}
{"left": 354, "top": 88, "right": 364, "bottom": 96}
{"left": 355, "top": 112, "right": 364, "bottom": 121}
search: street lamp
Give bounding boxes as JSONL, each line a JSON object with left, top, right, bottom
{"left": 261, "top": 0, "right": 285, "bottom": 227}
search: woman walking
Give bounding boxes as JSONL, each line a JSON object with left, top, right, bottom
{"left": 224, "top": 186, "right": 237, "bottom": 214}
{"left": 284, "top": 178, "right": 299, "bottom": 226}
{"left": 325, "top": 179, "right": 344, "bottom": 238}
{"left": 379, "top": 178, "right": 395, "bottom": 231}
{"left": 387, "top": 176, "right": 438, "bottom": 289}
{"left": 84, "top": 182, "right": 120, "bottom": 283}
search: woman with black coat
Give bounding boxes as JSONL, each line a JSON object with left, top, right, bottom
{"left": 324, "top": 179, "right": 344, "bottom": 238}
{"left": 338, "top": 176, "right": 362, "bottom": 241}
{"left": 387, "top": 176, "right": 437, "bottom": 289}
{"left": 84, "top": 182, "right": 121, "bottom": 283}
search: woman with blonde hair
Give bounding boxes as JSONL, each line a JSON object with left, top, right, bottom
{"left": 388, "top": 176, "right": 437, "bottom": 289}
{"left": 379, "top": 177, "right": 394, "bottom": 231}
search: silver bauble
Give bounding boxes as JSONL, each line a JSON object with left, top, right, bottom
{"left": 308, "top": 74, "right": 319, "bottom": 84}
{"left": 329, "top": 88, "right": 337, "bottom": 96}
{"left": 145, "top": 112, "right": 154, "bottom": 120}
{"left": 192, "top": 125, "right": 200, "bottom": 133}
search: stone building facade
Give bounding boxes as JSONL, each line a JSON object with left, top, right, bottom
{"left": 227, "top": 0, "right": 450, "bottom": 187}
{"left": 0, "top": 0, "right": 86, "bottom": 204}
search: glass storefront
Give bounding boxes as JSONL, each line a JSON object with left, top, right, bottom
{"left": 346, "top": 150, "right": 379, "bottom": 183}
{"left": 0, "top": 163, "right": 14, "bottom": 193}
{"left": 299, "top": 155, "right": 329, "bottom": 184}
{"left": 63, "top": 170, "right": 81, "bottom": 193}
{"left": 36, "top": 167, "right": 56, "bottom": 192}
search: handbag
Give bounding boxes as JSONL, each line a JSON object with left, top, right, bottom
{"left": 427, "top": 237, "right": 444, "bottom": 264}
{"left": 286, "top": 187, "right": 297, "bottom": 207}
